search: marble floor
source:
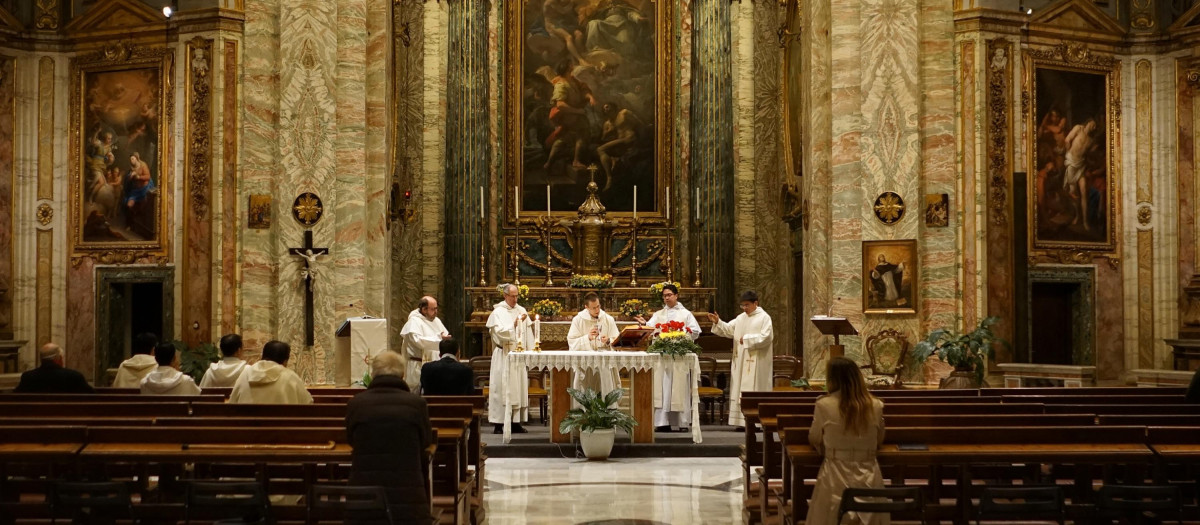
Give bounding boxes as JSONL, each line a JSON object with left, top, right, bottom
{"left": 482, "top": 458, "right": 746, "bottom": 525}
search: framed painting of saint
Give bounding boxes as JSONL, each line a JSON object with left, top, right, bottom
{"left": 1027, "top": 50, "right": 1119, "bottom": 252}
{"left": 70, "top": 43, "right": 173, "bottom": 259}
{"left": 862, "top": 239, "right": 918, "bottom": 315}
{"left": 504, "top": 0, "right": 674, "bottom": 219}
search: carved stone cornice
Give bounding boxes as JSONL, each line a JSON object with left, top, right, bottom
{"left": 1029, "top": 251, "right": 1120, "bottom": 269}
{"left": 1026, "top": 42, "right": 1116, "bottom": 67}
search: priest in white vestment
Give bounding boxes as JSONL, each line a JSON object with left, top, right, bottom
{"left": 709, "top": 290, "right": 774, "bottom": 428}
{"left": 140, "top": 343, "right": 202, "bottom": 396}
{"left": 635, "top": 283, "right": 701, "bottom": 431}
{"left": 399, "top": 296, "right": 451, "bottom": 390}
{"left": 566, "top": 293, "right": 621, "bottom": 398}
{"left": 486, "top": 284, "right": 533, "bottom": 433}
{"left": 200, "top": 333, "right": 248, "bottom": 388}
{"left": 230, "top": 341, "right": 314, "bottom": 404}
{"left": 112, "top": 332, "right": 161, "bottom": 388}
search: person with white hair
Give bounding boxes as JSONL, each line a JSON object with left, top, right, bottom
{"left": 485, "top": 283, "right": 533, "bottom": 434}
{"left": 345, "top": 351, "right": 434, "bottom": 524}
{"left": 15, "top": 343, "right": 94, "bottom": 393}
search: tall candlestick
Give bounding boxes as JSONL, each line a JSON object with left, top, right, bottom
{"left": 666, "top": 185, "right": 670, "bottom": 221}
{"left": 480, "top": 186, "right": 484, "bottom": 220}
{"left": 633, "top": 185, "right": 637, "bottom": 221}
{"left": 695, "top": 187, "right": 700, "bottom": 220}
{"left": 535, "top": 314, "right": 541, "bottom": 343}
{"left": 546, "top": 185, "right": 551, "bottom": 216}
{"left": 515, "top": 186, "right": 520, "bottom": 219}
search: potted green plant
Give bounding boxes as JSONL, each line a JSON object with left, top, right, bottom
{"left": 910, "top": 316, "right": 1008, "bottom": 389}
{"left": 558, "top": 387, "right": 637, "bottom": 460}
{"left": 173, "top": 340, "right": 219, "bottom": 384}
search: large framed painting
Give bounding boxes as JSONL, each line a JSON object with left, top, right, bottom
{"left": 505, "top": 0, "right": 674, "bottom": 219}
{"left": 69, "top": 43, "right": 173, "bottom": 259}
{"left": 862, "top": 239, "right": 918, "bottom": 315}
{"left": 1027, "top": 48, "right": 1119, "bottom": 252}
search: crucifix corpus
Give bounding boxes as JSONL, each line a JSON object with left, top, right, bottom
{"left": 288, "top": 230, "right": 329, "bottom": 346}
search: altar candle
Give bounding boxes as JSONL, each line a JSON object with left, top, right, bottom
{"left": 546, "top": 185, "right": 551, "bottom": 216}
{"left": 480, "top": 186, "right": 484, "bottom": 219}
{"left": 535, "top": 314, "right": 541, "bottom": 343}
{"left": 633, "top": 186, "right": 637, "bottom": 221}
{"left": 695, "top": 187, "right": 700, "bottom": 220}
{"left": 515, "top": 186, "right": 520, "bottom": 219}
{"left": 666, "top": 185, "right": 670, "bottom": 221}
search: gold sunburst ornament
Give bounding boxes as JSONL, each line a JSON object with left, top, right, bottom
{"left": 292, "top": 192, "right": 324, "bottom": 226}
{"left": 873, "top": 192, "right": 905, "bottom": 225}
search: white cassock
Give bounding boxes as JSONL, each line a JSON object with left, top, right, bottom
{"left": 399, "top": 309, "right": 448, "bottom": 390}
{"left": 713, "top": 307, "right": 774, "bottom": 426}
{"left": 566, "top": 308, "right": 622, "bottom": 397}
{"left": 647, "top": 303, "right": 701, "bottom": 427}
{"left": 486, "top": 301, "right": 533, "bottom": 424}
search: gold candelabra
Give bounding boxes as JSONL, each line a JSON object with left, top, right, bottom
{"left": 477, "top": 218, "right": 488, "bottom": 286}
{"left": 541, "top": 216, "right": 555, "bottom": 287}
{"left": 629, "top": 217, "right": 639, "bottom": 287}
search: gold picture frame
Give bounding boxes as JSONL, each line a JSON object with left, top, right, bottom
{"left": 504, "top": 0, "right": 674, "bottom": 223}
{"left": 1026, "top": 44, "right": 1120, "bottom": 253}
{"left": 862, "top": 239, "right": 918, "bottom": 315}
{"left": 69, "top": 42, "right": 173, "bottom": 260}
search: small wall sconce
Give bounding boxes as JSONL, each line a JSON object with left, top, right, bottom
{"left": 390, "top": 183, "right": 417, "bottom": 225}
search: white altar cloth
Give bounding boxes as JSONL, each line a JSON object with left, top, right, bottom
{"left": 502, "top": 350, "right": 703, "bottom": 444}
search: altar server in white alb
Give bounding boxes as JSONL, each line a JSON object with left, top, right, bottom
{"left": 566, "top": 292, "right": 621, "bottom": 397}
{"left": 709, "top": 290, "right": 774, "bottom": 429}
{"left": 486, "top": 284, "right": 533, "bottom": 434}
{"left": 635, "top": 283, "right": 701, "bottom": 432}
{"left": 400, "top": 296, "right": 451, "bottom": 390}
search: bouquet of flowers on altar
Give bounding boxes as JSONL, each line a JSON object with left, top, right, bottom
{"left": 619, "top": 298, "right": 650, "bottom": 319}
{"left": 646, "top": 320, "right": 701, "bottom": 357}
{"left": 530, "top": 299, "right": 564, "bottom": 318}
{"left": 568, "top": 273, "right": 615, "bottom": 289}
{"left": 353, "top": 355, "right": 372, "bottom": 388}
{"left": 648, "top": 281, "right": 682, "bottom": 308}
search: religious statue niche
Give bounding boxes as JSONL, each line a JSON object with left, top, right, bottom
{"left": 862, "top": 239, "right": 918, "bottom": 315}
{"left": 1026, "top": 45, "right": 1119, "bottom": 254}
{"left": 504, "top": 0, "right": 674, "bottom": 221}
{"left": 69, "top": 43, "right": 174, "bottom": 260}
{"left": 510, "top": 166, "right": 670, "bottom": 284}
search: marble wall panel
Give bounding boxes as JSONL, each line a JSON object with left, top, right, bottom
{"left": 65, "top": 259, "right": 93, "bottom": 381}
{"left": 959, "top": 39, "right": 979, "bottom": 329}
{"left": 677, "top": 0, "right": 692, "bottom": 272}
{"left": 803, "top": 0, "right": 834, "bottom": 376}
{"left": 1134, "top": 59, "right": 1153, "bottom": 369}
{"left": 183, "top": 37, "right": 214, "bottom": 348}
{"left": 1176, "top": 59, "right": 1198, "bottom": 349}
{"left": 0, "top": 55, "right": 12, "bottom": 339}
{"left": 1095, "top": 261, "right": 1125, "bottom": 379}
{"left": 220, "top": 40, "right": 240, "bottom": 335}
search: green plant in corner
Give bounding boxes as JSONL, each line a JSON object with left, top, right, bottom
{"left": 173, "top": 340, "right": 219, "bottom": 384}
{"left": 558, "top": 388, "right": 638, "bottom": 435}
{"left": 910, "top": 316, "right": 1009, "bottom": 385}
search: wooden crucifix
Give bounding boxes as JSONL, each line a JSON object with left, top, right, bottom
{"left": 288, "top": 230, "right": 329, "bottom": 346}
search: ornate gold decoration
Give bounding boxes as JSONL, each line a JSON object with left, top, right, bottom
{"left": 187, "top": 38, "right": 213, "bottom": 221}
{"left": 1027, "top": 43, "right": 1116, "bottom": 67}
{"left": 1187, "top": 69, "right": 1200, "bottom": 88}
{"left": 69, "top": 42, "right": 174, "bottom": 261}
{"left": 292, "top": 192, "right": 324, "bottom": 226}
{"left": 987, "top": 39, "right": 1011, "bottom": 226}
{"left": 1135, "top": 202, "right": 1153, "bottom": 230}
{"left": 1130, "top": 0, "right": 1155, "bottom": 30}
{"left": 873, "top": 192, "right": 905, "bottom": 224}
{"left": 72, "top": 251, "right": 169, "bottom": 267}
{"left": 1030, "top": 251, "right": 1120, "bottom": 269}
{"left": 35, "top": 0, "right": 59, "bottom": 30}
{"left": 36, "top": 203, "right": 53, "bottom": 226}
{"left": 781, "top": 182, "right": 805, "bottom": 231}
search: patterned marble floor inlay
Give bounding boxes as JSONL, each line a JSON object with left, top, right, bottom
{"left": 483, "top": 458, "right": 745, "bottom": 525}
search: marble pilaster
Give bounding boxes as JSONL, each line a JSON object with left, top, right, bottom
{"left": 0, "top": 55, "right": 13, "bottom": 339}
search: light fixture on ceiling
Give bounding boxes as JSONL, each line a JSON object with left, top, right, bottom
{"left": 162, "top": 5, "right": 173, "bottom": 18}
{"left": 1018, "top": 4, "right": 1033, "bottom": 15}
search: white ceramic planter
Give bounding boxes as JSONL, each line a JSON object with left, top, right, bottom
{"left": 580, "top": 429, "right": 615, "bottom": 460}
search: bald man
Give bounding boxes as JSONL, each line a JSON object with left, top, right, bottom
{"left": 15, "top": 343, "right": 94, "bottom": 393}
{"left": 399, "top": 295, "right": 451, "bottom": 390}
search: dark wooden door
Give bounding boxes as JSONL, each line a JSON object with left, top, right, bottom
{"left": 1030, "top": 282, "right": 1075, "bottom": 365}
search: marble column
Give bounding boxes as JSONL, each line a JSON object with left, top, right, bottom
{"left": 0, "top": 55, "right": 13, "bottom": 340}
{"left": 690, "top": 0, "right": 735, "bottom": 318}
{"left": 443, "top": 0, "right": 489, "bottom": 341}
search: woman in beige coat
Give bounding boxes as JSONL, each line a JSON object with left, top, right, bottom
{"left": 806, "top": 357, "right": 888, "bottom": 525}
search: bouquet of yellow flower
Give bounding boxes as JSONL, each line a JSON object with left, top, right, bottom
{"left": 530, "top": 299, "right": 564, "bottom": 318}
{"left": 619, "top": 299, "right": 650, "bottom": 319}
{"left": 648, "top": 281, "right": 682, "bottom": 308}
{"left": 568, "top": 273, "right": 615, "bottom": 289}
{"left": 646, "top": 320, "right": 701, "bottom": 357}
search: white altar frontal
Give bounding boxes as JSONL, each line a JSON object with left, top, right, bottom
{"left": 334, "top": 317, "right": 389, "bottom": 386}
{"left": 502, "top": 350, "right": 702, "bottom": 444}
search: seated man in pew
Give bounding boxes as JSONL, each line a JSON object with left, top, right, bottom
{"left": 346, "top": 351, "right": 435, "bottom": 525}
{"left": 140, "top": 342, "right": 202, "bottom": 396}
{"left": 112, "top": 332, "right": 159, "bottom": 387}
{"left": 421, "top": 337, "right": 474, "bottom": 396}
{"left": 230, "top": 341, "right": 313, "bottom": 404}
{"left": 199, "top": 333, "right": 248, "bottom": 388}
{"left": 14, "top": 342, "right": 93, "bottom": 393}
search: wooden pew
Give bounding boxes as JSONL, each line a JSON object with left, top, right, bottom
{"left": 0, "top": 426, "right": 88, "bottom": 522}
{"left": 1002, "top": 394, "right": 1188, "bottom": 405}
{"left": 981, "top": 386, "right": 1186, "bottom": 396}
{"left": 1147, "top": 426, "right": 1200, "bottom": 519}
{"left": 0, "top": 393, "right": 226, "bottom": 403}
{"left": 0, "top": 402, "right": 191, "bottom": 418}
{"left": 1044, "top": 404, "right": 1200, "bottom": 415}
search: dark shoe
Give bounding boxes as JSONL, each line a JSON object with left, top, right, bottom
{"left": 678, "top": 427, "right": 690, "bottom": 433}
{"left": 733, "top": 426, "right": 746, "bottom": 432}
{"left": 511, "top": 424, "right": 528, "bottom": 434}
{"left": 493, "top": 424, "right": 504, "bottom": 434}
{"left": 654, "top": 425, "right": 671, "bottom": 433}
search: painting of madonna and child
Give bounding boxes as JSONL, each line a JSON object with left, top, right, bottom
{"left": 80, "top": 67, "right": 162, "bottom": 243}
{"left": 520, "top": 0, "right": 659, "bottom": 215}
{"left": 1032, "top": 66, "right": 1112, "bottom": 248}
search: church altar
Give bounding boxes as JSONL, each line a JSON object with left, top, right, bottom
{"left": 502, "top": 351, "right": 703, "bottom": 445}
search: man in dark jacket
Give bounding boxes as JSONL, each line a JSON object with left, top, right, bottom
{"left": 15, "top": 343, "right": 94, "bottom": 393}
{"left": 345, "top": 351, "right": 433, "bottom": 525}
{"left": 420, "top": 338, "right": 474, "bottom": 396}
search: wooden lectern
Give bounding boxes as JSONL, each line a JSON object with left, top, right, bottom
{"left": 811, "top": 316, "right": 857, "bottom": 359}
